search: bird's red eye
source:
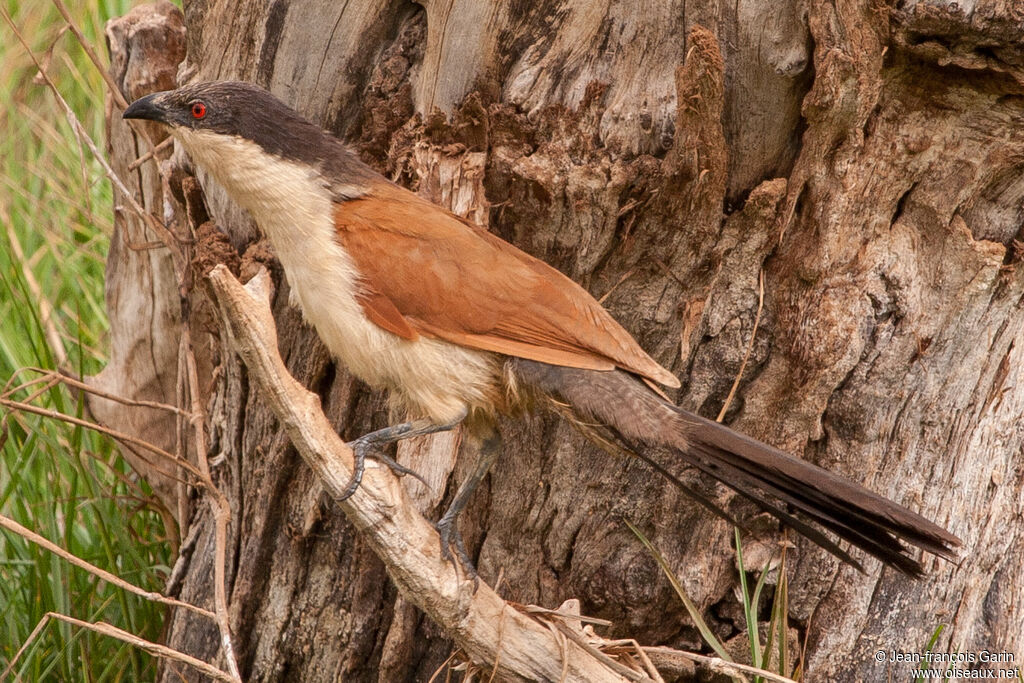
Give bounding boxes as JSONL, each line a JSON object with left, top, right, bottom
{"left": 191, "top": 102, "right": 206, "bottom": 119}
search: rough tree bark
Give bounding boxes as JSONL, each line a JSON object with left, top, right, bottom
{"left": 99, "top": 0, "right": 1024, "bottom": 680}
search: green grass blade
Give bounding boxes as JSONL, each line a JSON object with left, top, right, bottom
{"left": 626, "top": 519, "right": 734, "bottom": 663}
{"left": 914, "top": 623, "right": 945, "bottom": 683}
{"left": 0, "top": 1, "right": 170, "bottom": 678}
{"left": 735, "top": 527, "right": 762, "bottom": 674}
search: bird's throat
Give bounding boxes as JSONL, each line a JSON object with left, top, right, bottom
{"left": 174, "top": 128, "right": 332, "bottom": 228}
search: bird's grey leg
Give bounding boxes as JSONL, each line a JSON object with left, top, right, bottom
{"left": 437, "top": 427, "right": 502, "bottom": 581}
{"left": 338, "top": 410, "right": 466, "bottom": 501}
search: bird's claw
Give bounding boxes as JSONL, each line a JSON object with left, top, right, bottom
{"left": 337, "top": 437, "right": 370, "bottom": 502}
{"left": 338, "top": 436, "right": 431, "bottom": 502}
{"left": 437, "top": 516, "right": 479, "bottom": 588}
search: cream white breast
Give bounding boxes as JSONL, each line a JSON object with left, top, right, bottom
{"left": 174, "top": 128, "right": 500, "bottom": 424}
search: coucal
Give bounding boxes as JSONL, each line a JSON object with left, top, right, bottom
{"left": 124, "top": 81, "right": 960, "bottom": 576}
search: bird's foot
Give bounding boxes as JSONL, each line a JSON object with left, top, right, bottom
{"left": 437, "top": 515, "right": 479, "bottom": 588}
{"left": 338, "top": 436, "right": 430, "bottom": 502}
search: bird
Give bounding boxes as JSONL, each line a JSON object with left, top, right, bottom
{"left": 124, "top": 81, "right": 960, "bottom": 578}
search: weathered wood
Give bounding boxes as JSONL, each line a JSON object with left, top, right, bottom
{"left": 101, "top": 0, "right": 1024, "bottom": 680}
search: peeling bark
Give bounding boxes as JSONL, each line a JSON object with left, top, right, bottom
{"left": 102, "top": 1, "right": 1024, "bottom": 680}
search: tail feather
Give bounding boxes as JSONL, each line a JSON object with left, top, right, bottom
{"left": 684, "top": 410, "right": 958, "bottom": 558}
{"left": 512, "top": 359, "right": 962, "bottom": 576}
{"left": 546, "top": 404, "right": 867, "bottom": 569}
{"left": 682, "top": 426, "right": 941, "bottom": 576}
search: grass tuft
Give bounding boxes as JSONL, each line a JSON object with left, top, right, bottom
{"left": 628, "top": 520, "right": 799, "bottom": 683}
{"left": 0, "top": 1, "right": 171, "bottom": 680}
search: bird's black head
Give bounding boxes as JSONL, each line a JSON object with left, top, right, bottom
{"left": 123, "top": 81, "right": 342, "bottom": 167}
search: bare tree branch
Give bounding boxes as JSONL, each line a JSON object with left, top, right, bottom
{"left": 206, "top": 264, "right": 635, "bottom": 683}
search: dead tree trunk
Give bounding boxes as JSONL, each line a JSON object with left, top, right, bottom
{"left": 101, "top": 0, "right": 1024, "bottom": 680}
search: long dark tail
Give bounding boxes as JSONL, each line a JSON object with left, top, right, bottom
{"left": 512, "top": 359, "right": 961, "bottom": 577}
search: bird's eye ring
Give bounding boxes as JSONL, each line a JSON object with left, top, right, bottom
{"left": 191, "top": 102, "right": 206, "bottom": 119}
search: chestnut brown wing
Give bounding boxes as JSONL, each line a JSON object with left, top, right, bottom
{"left": 334, "top": 181, "right": 680, "bottom": 388}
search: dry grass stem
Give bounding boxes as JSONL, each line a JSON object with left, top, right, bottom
{"left": 2, "top": 367, "right": 190, "bottom": 416}
{"left": 0, "top": 397, "right": 199, "bottom": 481}
{"left": 527, "top": 602, "right": 658, "bottom": 683}
{"left": 597, "top": 268, "right": 635, "bottom": 304}
{"left": 427, "top": 651, "right": 461, "bottom": 683}
{"left": 180, "top": 328, "right": 242, "bottom": 681}
{"left": 602, "top": 640, "right": 664, "bottom": 682}
{"left": 2, "top": 369, "right": 57, "bottom": 395}
{"left": 1, "top": 4, "right": 220, "bottom": 679}
{"left": 0, "top": 513, "right": 215, "bottom": 621}
{"left": 49, "top": 0, "right": 174, "bottom": 183}
{"left": 2, "top": 217, "right": 67, "bottom": 366}
{"left": 546, "top": 620, "right": 651, "bottom": 682}
{"left": 9, "top": 375, "right": 61, "bottom": 407}
{"left": 522, "top": 605, "right": 612, "bottom": 627}
{"left": 2, "top": 612, "right": 53, "bottom": 683}
{"left": 642, "top": 646, "right": 799, "bottom": 683}
{"left": 48, "top": 0, "right": 127, "bottom": 108}
{"left": 1, "top": 613, "right": 235, "bottom": 682}
{"left": 0, "top": 5, "right": 185, "bottom": 270}
{"left": 128, "top": 137, "right": 173, "bottom": 170}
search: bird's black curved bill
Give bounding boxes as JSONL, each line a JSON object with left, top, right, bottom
{"left": 122, "top": 93, "right": 166, "bottom": 122}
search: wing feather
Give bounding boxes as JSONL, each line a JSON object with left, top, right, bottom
{"left": 334, "top": 182, "right": 680, "bottom": 388}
